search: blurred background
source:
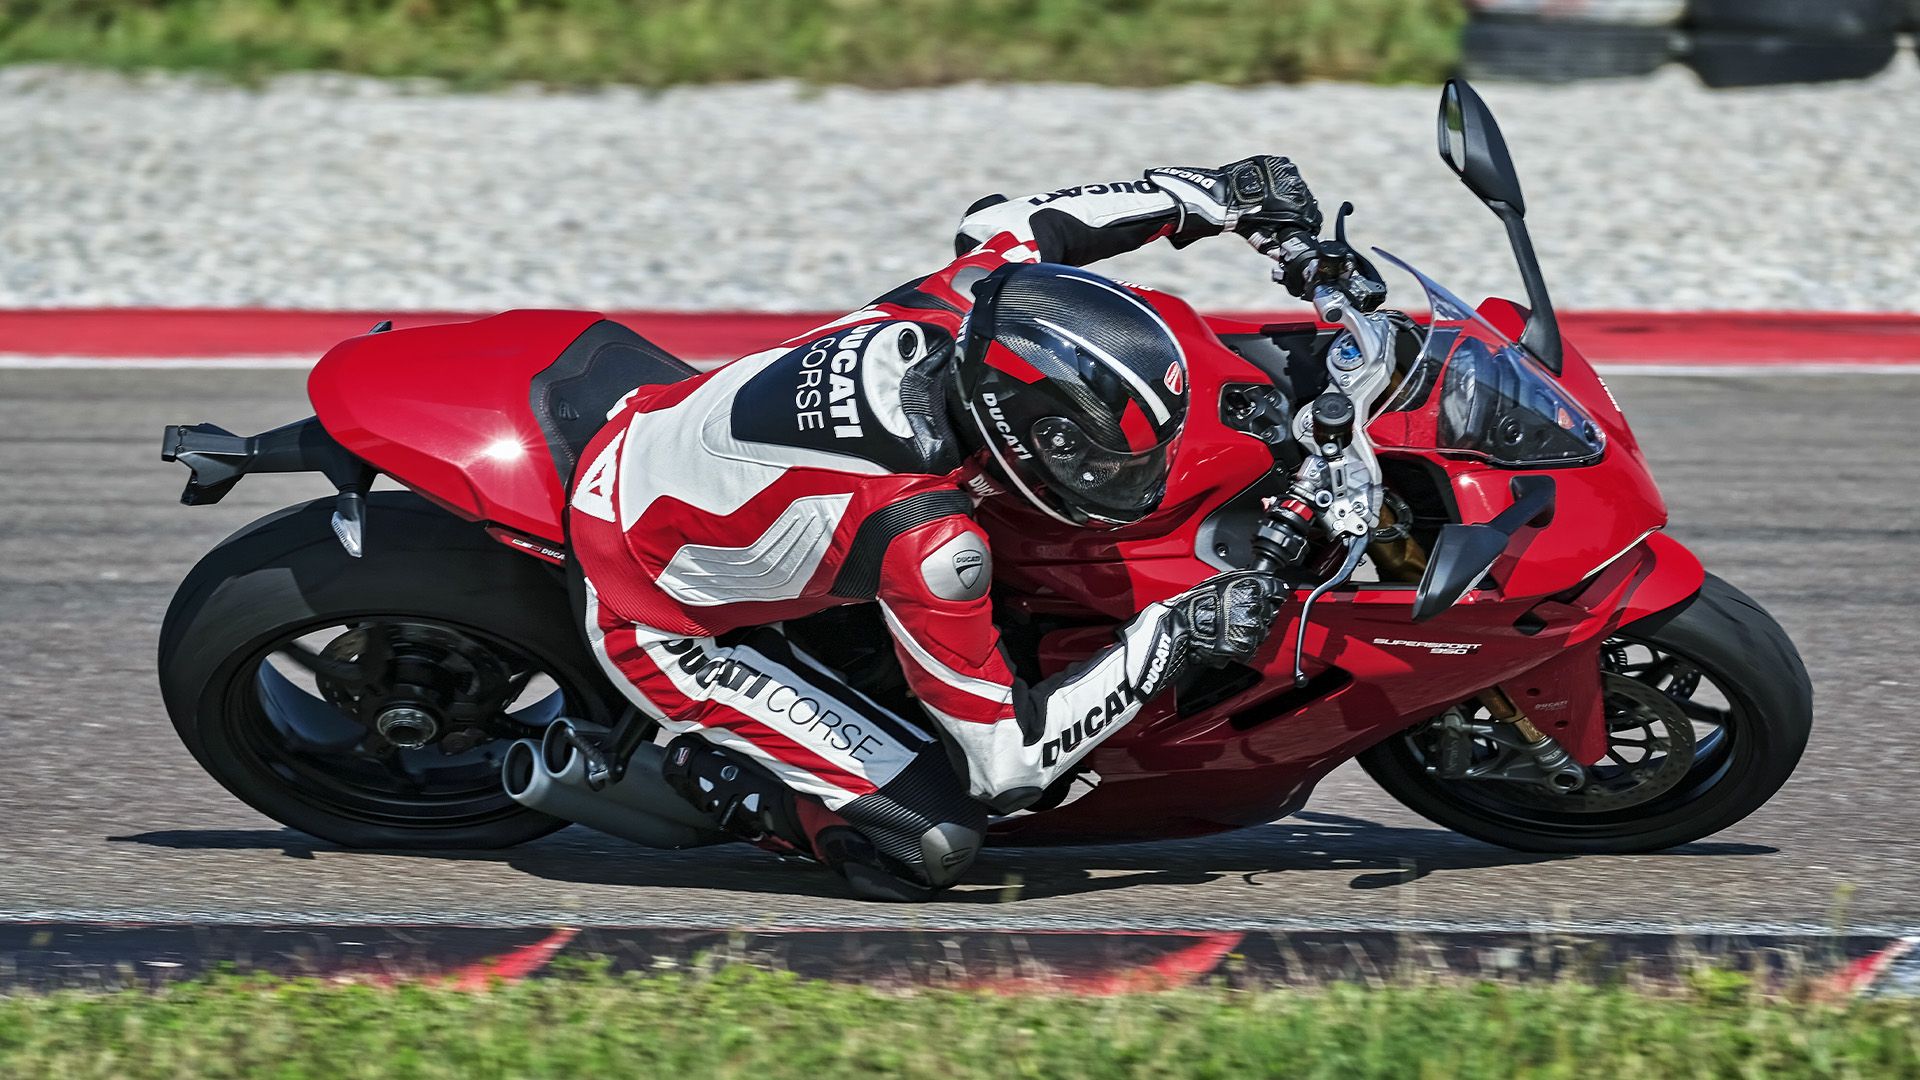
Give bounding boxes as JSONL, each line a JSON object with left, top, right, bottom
{"left": 1, "top": 0, "right": 1916, "bottom": 318}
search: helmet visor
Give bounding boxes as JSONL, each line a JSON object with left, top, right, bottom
{"left": 1029, "top": 415, "right": 1171, "bottom": 524}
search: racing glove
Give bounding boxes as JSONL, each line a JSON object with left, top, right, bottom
{"left": 1146, "top": 155, "right": 1323, "bottom": 247}
{"left": 1166, "top": 570, "right": 1288, "bottom": 667}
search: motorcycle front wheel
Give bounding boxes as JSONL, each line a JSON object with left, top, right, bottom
{"left": 158, "top": 493, "right": 617, "bottom": 849}
{"left": 1358, "top": 573, "right": 1812, "bottom": 853}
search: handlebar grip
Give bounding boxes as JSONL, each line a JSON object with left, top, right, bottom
{"left": 1251, "top": 499, "right": 1314, "bottom": 573}
{"left": 1244, "top": 227, "right": 1309, "bottom": 261}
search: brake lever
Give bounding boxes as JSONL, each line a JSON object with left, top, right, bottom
{"left": 1246, "top": 204, "right": 1388, "bottom": 316}
{"left": 1290, "top": 534, "right": 1366, "bottom": 688}
{"left": 1320, "top": 203, "right": 1387, "bottom": 313}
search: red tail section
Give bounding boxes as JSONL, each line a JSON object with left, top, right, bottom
{"left": 309, "top": 310, "right": 604, "bottom": 542}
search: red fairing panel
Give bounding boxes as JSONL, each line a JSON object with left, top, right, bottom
{"left": 1005, "top": 586, "right": 1589, "bottom": 841}
{"left": 1489, "top": 533, "right": 1706, "bottom": 764}
{"left": 1617, "top": 532, "right": 1705, "bottom": 624}
{"left": 1003, "top": 533, "right": 1706, "bottom": 839}
{"left": 1365, "top": 299, "right": 1668, "bottom": 601}
{"left": 309, "top": 310, "right": 603, "bottom": 542}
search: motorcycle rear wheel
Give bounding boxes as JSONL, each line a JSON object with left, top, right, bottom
{"left": 159, "top": 493, "right": 615, "bottom": 849}
{"left": 1358, "top": 573, "right": 1812, "bottom": 853}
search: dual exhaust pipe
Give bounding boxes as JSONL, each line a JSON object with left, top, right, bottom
{"left": 502, "top": 721, "right": 721, "bottom": 849}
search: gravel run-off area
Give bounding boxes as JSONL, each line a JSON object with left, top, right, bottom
{"left": 1, "top": 62, "right": 1917, "bottom": 315}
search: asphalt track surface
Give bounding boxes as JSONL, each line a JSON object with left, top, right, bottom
{"left": 2, "top": 368, "right": 1916, "bottom": 934}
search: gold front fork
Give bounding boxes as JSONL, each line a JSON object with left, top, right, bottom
{"left": 1366, "top": 497, "right": 1428, "bottom": 584}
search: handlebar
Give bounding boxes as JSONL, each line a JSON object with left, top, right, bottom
{"left": 1244, "top": 202, "right": 1387, "bottom": 314}
{"left": 1239, "top": 202, "right": 1395, "bottom": 686}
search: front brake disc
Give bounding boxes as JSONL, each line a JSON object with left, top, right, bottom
{"left": 1522, "top": 672, "right": 1697, "bottom": 812}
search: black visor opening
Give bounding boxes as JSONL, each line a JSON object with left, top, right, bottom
{"left": 1029, "top": 415, "right": 1170, "bottom": 523}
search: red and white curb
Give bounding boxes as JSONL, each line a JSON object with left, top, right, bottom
{"left": 1839, "top": 936, "right": 1920, "bottom": 999}
{"left": 3, "top": 922, "right": 1915, "bottom": 996}
{"left": 1, "top": 309, "right": 1917, "bottom": 374}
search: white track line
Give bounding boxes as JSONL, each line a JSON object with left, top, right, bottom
{"left": 1595, "top": 363, "right": 1920, "bottom": 377}
{"left": 3, "top": 355, "right": 1919, "bottom": 376}
{"left": 0, "top": 354, "right": 321, "bottom": 369}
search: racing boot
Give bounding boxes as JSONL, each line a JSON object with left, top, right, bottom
{"left": 662, "top": 733, "right": 985, "bottom": 901}
{"left": 799, "top": 757, "right": 989, "bottom": 901}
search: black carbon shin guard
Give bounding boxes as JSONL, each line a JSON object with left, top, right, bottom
{"left": 824, "top": 754, "right": 989, "bottom": 895}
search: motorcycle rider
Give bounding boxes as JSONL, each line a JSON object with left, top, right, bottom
{"left": 567, "top": 155, "right": 1329, "bottom": 900}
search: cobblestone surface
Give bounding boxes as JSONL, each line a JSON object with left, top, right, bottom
{"left": 1, "top": 62, "right": 1916, "bottom": 315}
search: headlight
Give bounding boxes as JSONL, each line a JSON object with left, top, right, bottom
{"left": 1436, "top": 340, "right": 1605, "bottom": 467}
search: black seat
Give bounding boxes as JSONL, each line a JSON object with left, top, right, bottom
{"left": 530, "top": 319, "right": 698, "bottom": 485}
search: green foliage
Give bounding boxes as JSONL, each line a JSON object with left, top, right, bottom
{"left": 1, "top": 965, "right": 1917, "bottom": 1079}
{"left": 0, "top": 0, "right": 1465, "bottom": 87}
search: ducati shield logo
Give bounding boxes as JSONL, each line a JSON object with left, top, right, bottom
{"left": 952, "top": 549, "right": 984, "bottom": 591}
{"left": 570, "top": 430, "right": 624, "bottom": 523}
{"left": 1162, "top": 363, "right": 1184, "bottom": 396}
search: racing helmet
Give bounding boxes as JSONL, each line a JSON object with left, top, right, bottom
{"left": 951, "top": 263, "right": 1189, "bottom": 527}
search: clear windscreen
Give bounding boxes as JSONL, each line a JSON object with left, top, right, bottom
{"left": 1370, "top": 249, "right": 1605, "bottom": 468}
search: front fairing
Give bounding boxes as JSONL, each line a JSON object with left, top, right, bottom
{"left": 1368, "top": 252, "right": 1606, "bottom": 469}
{"left": 1412, "top": 298, "right": 1667, "bottom": 600}
{"left": 978, "top": 271, "right": 1685, "bottom": 842}
{"left": 1361, "top": 253, "right": 1666, "bottom": 600}
{"left": 985, "top": 279, "right": 1668, "bottom": 614}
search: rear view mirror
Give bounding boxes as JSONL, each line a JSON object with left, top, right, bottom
{"left": 1436, "top": 78, "right": 1562, "bottom": 374}
{"left": 1438, "top": 79, "right": 1525, "bottom": 214}
{"left": 1411, "top": 524, "right": 1508, "bottom": 623}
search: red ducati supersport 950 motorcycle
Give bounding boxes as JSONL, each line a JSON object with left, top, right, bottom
{"left": 157, "top": 81, "right": 1810, "bottom": 877}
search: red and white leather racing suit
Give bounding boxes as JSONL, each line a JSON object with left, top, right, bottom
{"left": 566, "top": 177, "right": 1207, "bottom": 884}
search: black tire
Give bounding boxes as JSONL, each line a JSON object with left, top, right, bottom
{"left": 1684, "top": 31, "right": 1899, "bottom": 87}
{"left": 1462, "top": 17, "right": 1678, "bottom": 82}
{"left": 1687, "top": 0, "right": 1900, "bottom": 36}
{"left": 1358, "top": 573, "right": 1812, "bottom": 854}
{"left": 159, "top": 492, "right": 618, "bottom": 849}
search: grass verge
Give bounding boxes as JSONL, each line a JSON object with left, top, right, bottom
{"left": 1, "top": 964, "right": 1917, "bottom": 1078}
{"left": 0, "top": 0, "right": 1463, "bottom": 88}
